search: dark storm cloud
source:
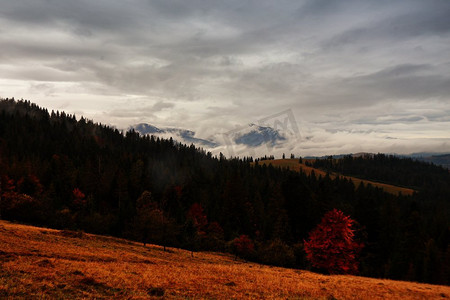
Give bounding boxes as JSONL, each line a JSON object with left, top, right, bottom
{"left": 322, "top": 3, "right": 450, "bottom": 50}
{"left": 341, "top": 64, "right": 450, "bottom": 101}
{"left": 1, "top": 1, "right": 141, "bottom": 30}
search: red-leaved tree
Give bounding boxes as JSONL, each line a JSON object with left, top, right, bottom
{"left": 304, "top": 209, "right": 363, "bottom": 274}
{"left": 187, "top": 203, "right": 208, "bottom": 235}
{"left": 72, "top": 188, "right": 86, "bottom": 206}
{"left": 232, "top": 234, "right": 254, "bottom": 260}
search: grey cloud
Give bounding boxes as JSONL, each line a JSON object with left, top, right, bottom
{"left": 368, "top": 64, "right": 434, "bottom": 78}
{"left": 1, "top": 0, "right": 449, "bottom": 155}
{"left": 426, "top": 112, "right": 450, "bottom": 122}
{"left": 1, "top": 1, "right": 142, "bottom": 31}
{"left": 152, "top": 101, "right": 174, "bottom": 111}
{"left": 322, "top": 1, "right": 450, "bottom": 49}
{"left": 354, "top": 115, "right": 426, "bottom": 125}
{"left": 28, "top": 83, "right": 56, "bottom": 97}
{"left": 397, "top": 116, "right": 425, "bottom": 122}
{"left": 219, "top": 56, "right": 243, "bottom": 66}
{"left": 345, "top": 64, "right": 450, "bottom": 100}
{"left": 298, "top": 0, "right": 342, "bottom": 15}
{"left": 298, "top": 64, "right": 450, "bottom": 111}
{"left": 106, "top": 105, "right": 156, "bottom": 119}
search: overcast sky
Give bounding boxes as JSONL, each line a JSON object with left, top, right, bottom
{"left": 1, "top": 0, "right": 450, "bottom": 156}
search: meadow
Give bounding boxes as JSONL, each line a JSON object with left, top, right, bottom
{"left": 1, "top": 220, "right": 448, "bottom": 299}
{"left": 256, "top": 159, "right": 415, "bottom": 196}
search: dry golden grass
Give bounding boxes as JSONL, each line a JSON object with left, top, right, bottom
{"left": 257, "top": 159, "right": 415, "bottom": 196}
{"left": 1, "top": 221, "right": 449, "bottom": 299}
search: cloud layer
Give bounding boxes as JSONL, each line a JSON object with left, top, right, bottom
{"left": 1, "top": 0, "right": 449, "bottom": 156}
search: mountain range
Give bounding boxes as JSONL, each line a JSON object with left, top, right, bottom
{"left": 413, "top": 153, "right": 450, "bottom": 169}
{"left": 130, "top": 123, "right": 287, "bottom": 149}
{"left": 131, "top": 123, "right": 219, "bottom": 148}
{"left": 132, "top": 123, "right": 450, "bottom": 168}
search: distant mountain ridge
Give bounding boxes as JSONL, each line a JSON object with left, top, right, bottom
{"left": 131, "top": 123, "right": 218, "bottom": 148}
{"left": 130, "top": 122, "right": 287, "bottom": 149}
{"left": 233, "top": 123, "right": 286, "bottom": 147}
{"left": 304, "top": 152, "right": 450, "bottom": 169}
{"left": 413, "top": 153, "right": 450, "bottom": 169}
{"left": 131, "top": 123, "right": 450, "bottom": 168}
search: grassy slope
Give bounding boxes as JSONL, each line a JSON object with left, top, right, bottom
{"left": 257, "top": 159, "right": 415, "bottom": 196}
{"left": 1, "top": 221, "right": 448, "bottom": 299}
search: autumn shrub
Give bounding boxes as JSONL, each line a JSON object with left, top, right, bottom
{"left": 1, "top": 191, "right": 43, "bottom": 223}
{"left": 201, "top": 221, "right": 225, "bottom": 251}
{"left": 257, "top": 239, "right": 295, "bottom": 267}
{"left": 231, "top": 235, "right": 255, "bottom": 260}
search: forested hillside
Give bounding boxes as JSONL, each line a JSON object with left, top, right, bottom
{"left": 0, "top": 99, "right": 449, "bottom": 284}
{"left": 312, "top": 154, "right": 450, "bottom": 190}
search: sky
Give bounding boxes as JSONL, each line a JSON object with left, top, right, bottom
{"left": 1, "top": 0, "right": 450, "bottom": 157}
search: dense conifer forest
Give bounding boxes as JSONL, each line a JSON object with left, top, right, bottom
{"left": 0, "top": 99, "right": 449, "bottom": 284}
